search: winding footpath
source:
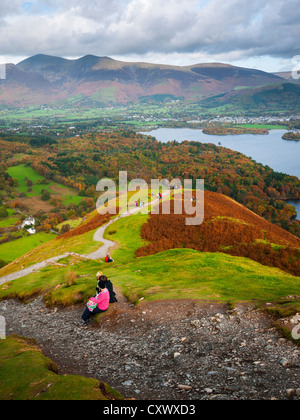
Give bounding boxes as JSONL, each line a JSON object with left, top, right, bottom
{"left": 0, "top": 191, "right": 170, "bottom": 286}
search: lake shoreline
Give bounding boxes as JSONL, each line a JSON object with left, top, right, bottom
{"left": 140, "top": 128, "right": 300, "bottom": 180}
{"left": 286, "top": 199, "right": 300, "bottom": 221}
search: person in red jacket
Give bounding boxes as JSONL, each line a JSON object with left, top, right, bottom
{"left": 79, "top": 280, "right": 110, "bottom": 326}
{"left": 105, "top": 254, "right": 114, "bottom": 263}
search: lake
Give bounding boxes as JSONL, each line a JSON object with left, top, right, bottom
{"left": 288, "top": 200, "right": 300, "bottom": 220}
{"left": 141, "top": 128, "right": 300, "bottom": 219}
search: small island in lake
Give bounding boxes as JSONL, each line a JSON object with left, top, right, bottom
{"left": 203, "top": 125, "right": 269, "bottom": 136}
{"left": 282, "top": 131, "right": 300, "bottom": 141}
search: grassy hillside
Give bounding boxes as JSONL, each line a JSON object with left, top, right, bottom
{"left": 0, "top": 199, "right": 299, "bottom": 313}
{"left": 137, "top": 191, "right": 300, "bottom": 276}
{"left": 104, "top": 249, "right": 300, "bottom": 304}
{"left": 0, "top": 194, "right": 299, "bottom": 358}
{"left": 103, "top": 213, "right": 150, "bottom": 264}
{"left": 1, "top": 245, "right": 299, "bottom": 310}
{"left": 0, "top": 335, "right": 123, "bottom": 400}
{"left": 0, "top": 189, "right": 151, "bottom": 276}
{"left": 0, "top": 232, "right": 56, "bottom": 264}
{"left": 201, "top": 82, "right": 300, "bottom": 113}
{"left": 1, "top": 190, "right": 299, "bottom": 279}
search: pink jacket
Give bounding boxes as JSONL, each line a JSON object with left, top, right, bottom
{"left": 90, "top": 288, "right": 110, "bottom": 311}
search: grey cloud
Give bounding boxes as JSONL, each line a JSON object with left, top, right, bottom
{"left": 0, "top": 0, "right": 299, "bottom": 62}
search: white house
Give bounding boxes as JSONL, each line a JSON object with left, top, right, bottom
{"left": 21, "top": 217, "right": 36, "bottom": 235}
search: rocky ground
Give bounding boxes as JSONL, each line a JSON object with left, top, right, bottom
{"left": 1, "top": 293, "right": 300, "bottom": 401}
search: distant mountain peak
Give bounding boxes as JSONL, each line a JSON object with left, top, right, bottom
{"left": 0, "top": 53, "right": 296, "bottom": 110}
{"left": 18, "top": 53, "right": 67, "bottom": 64}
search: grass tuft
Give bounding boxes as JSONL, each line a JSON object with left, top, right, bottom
{"left": 65, "top": 270, "right": 77, "bottom": 288}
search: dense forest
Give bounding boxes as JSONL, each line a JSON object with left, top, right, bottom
{"left": 1, "top": 130, "right": 300, "bottom": 238}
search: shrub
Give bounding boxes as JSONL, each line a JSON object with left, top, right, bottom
{"left": 65, "top": 270, "right": 77, "bottom": 288}
{"left": 0, "top": 259, "right": 7, "bottom": 269}
{"left": 41, "top": 190, "right": 51, "bottom": 201}
{"left": 85, "top": 186, "right": 96, "bottom": 197}
{"left": 0, "top": 207, "right": 8, "bottom": 219}
{"left": 61, "top": 224, "right": 71, "bottom": 234}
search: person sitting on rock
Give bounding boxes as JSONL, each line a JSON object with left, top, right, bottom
{"left": 96, "top": 271, "right": 103, "bottom": 283}
{"left": 79, "top": 280, "right": 110, "bottom": 326}
{"left": 97, "top": 274, "right": 118, "bottom": 304}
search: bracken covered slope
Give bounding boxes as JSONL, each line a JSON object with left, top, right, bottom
{"left": 137, "top": 191, "right": 300, "bottom": 275}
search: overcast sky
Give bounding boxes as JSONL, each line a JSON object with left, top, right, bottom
{"left": 0, "top": 0, "right": 299, "bottom": 72}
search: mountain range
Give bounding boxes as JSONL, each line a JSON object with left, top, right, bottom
{"left": 1, "top": 54, "right": 300, "bottom": 111}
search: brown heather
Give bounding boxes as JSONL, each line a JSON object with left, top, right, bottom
{"left": 136, "top": 191, "right": 300, "bottom": 276}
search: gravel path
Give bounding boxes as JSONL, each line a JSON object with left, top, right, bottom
{"left": 0, "top": 254, "right": 72, "bottom": 286}
{"left": 1, "top": 297, "right": 299, "bottom": 400}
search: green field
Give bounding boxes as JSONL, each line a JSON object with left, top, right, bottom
{"left": 7, "top": 164, "right": 56, "bottom": 197}
{"left": 0, "top": 232, "right": 56, "bottom": 263}
{"left": 236, "top": 124, "right": 288, "bottom": 130}
{"left": 0, "top": 209, "right": 19, "bottom": 228}
{"left": 7, "top": 164, "right": 84, "bottom": 204}
{"left": 0, "top": 215, "right": 19, "bottom": 228}
{"left": 0, "top": 218, "right": 18, "bottom": 228}
{"left": 8, "top": 164, "right": 45, "bottom": 192}
{"left": 0, "top": 223, "right": 103, "bottom": 276}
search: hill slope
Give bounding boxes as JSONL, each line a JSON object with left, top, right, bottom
{"left": 0, "top": 54, "right": 285, "bottom": 107}
{"left": 0, "top": 196, "right": 299, "bottom": 308}
{"left": 136, "top": 191, "right": 300, "bottom": 275}
{"left": 201, "top": 82, "right": 300, "bottom": 112}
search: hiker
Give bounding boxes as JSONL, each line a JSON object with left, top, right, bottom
{"left": 97, "top": 274, "right": 118, "bottom": 303}
{"left": 95, "top": 271, "right": 103, "bottom": 294}
{"left": 105, "top": 254, "right": 114, "bottom": 263}
{"left": 96, "top": 271, "right": 103, "bottom": 281}
{"left": 79, "top": 280, "right": 110, "bottom": 326}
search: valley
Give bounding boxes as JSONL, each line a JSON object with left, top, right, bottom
{"left": 1, "top": 0, "right": 300, "bottom": 403}
{"left": 0, "top": 56, "right": 299, "bottom": 402}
